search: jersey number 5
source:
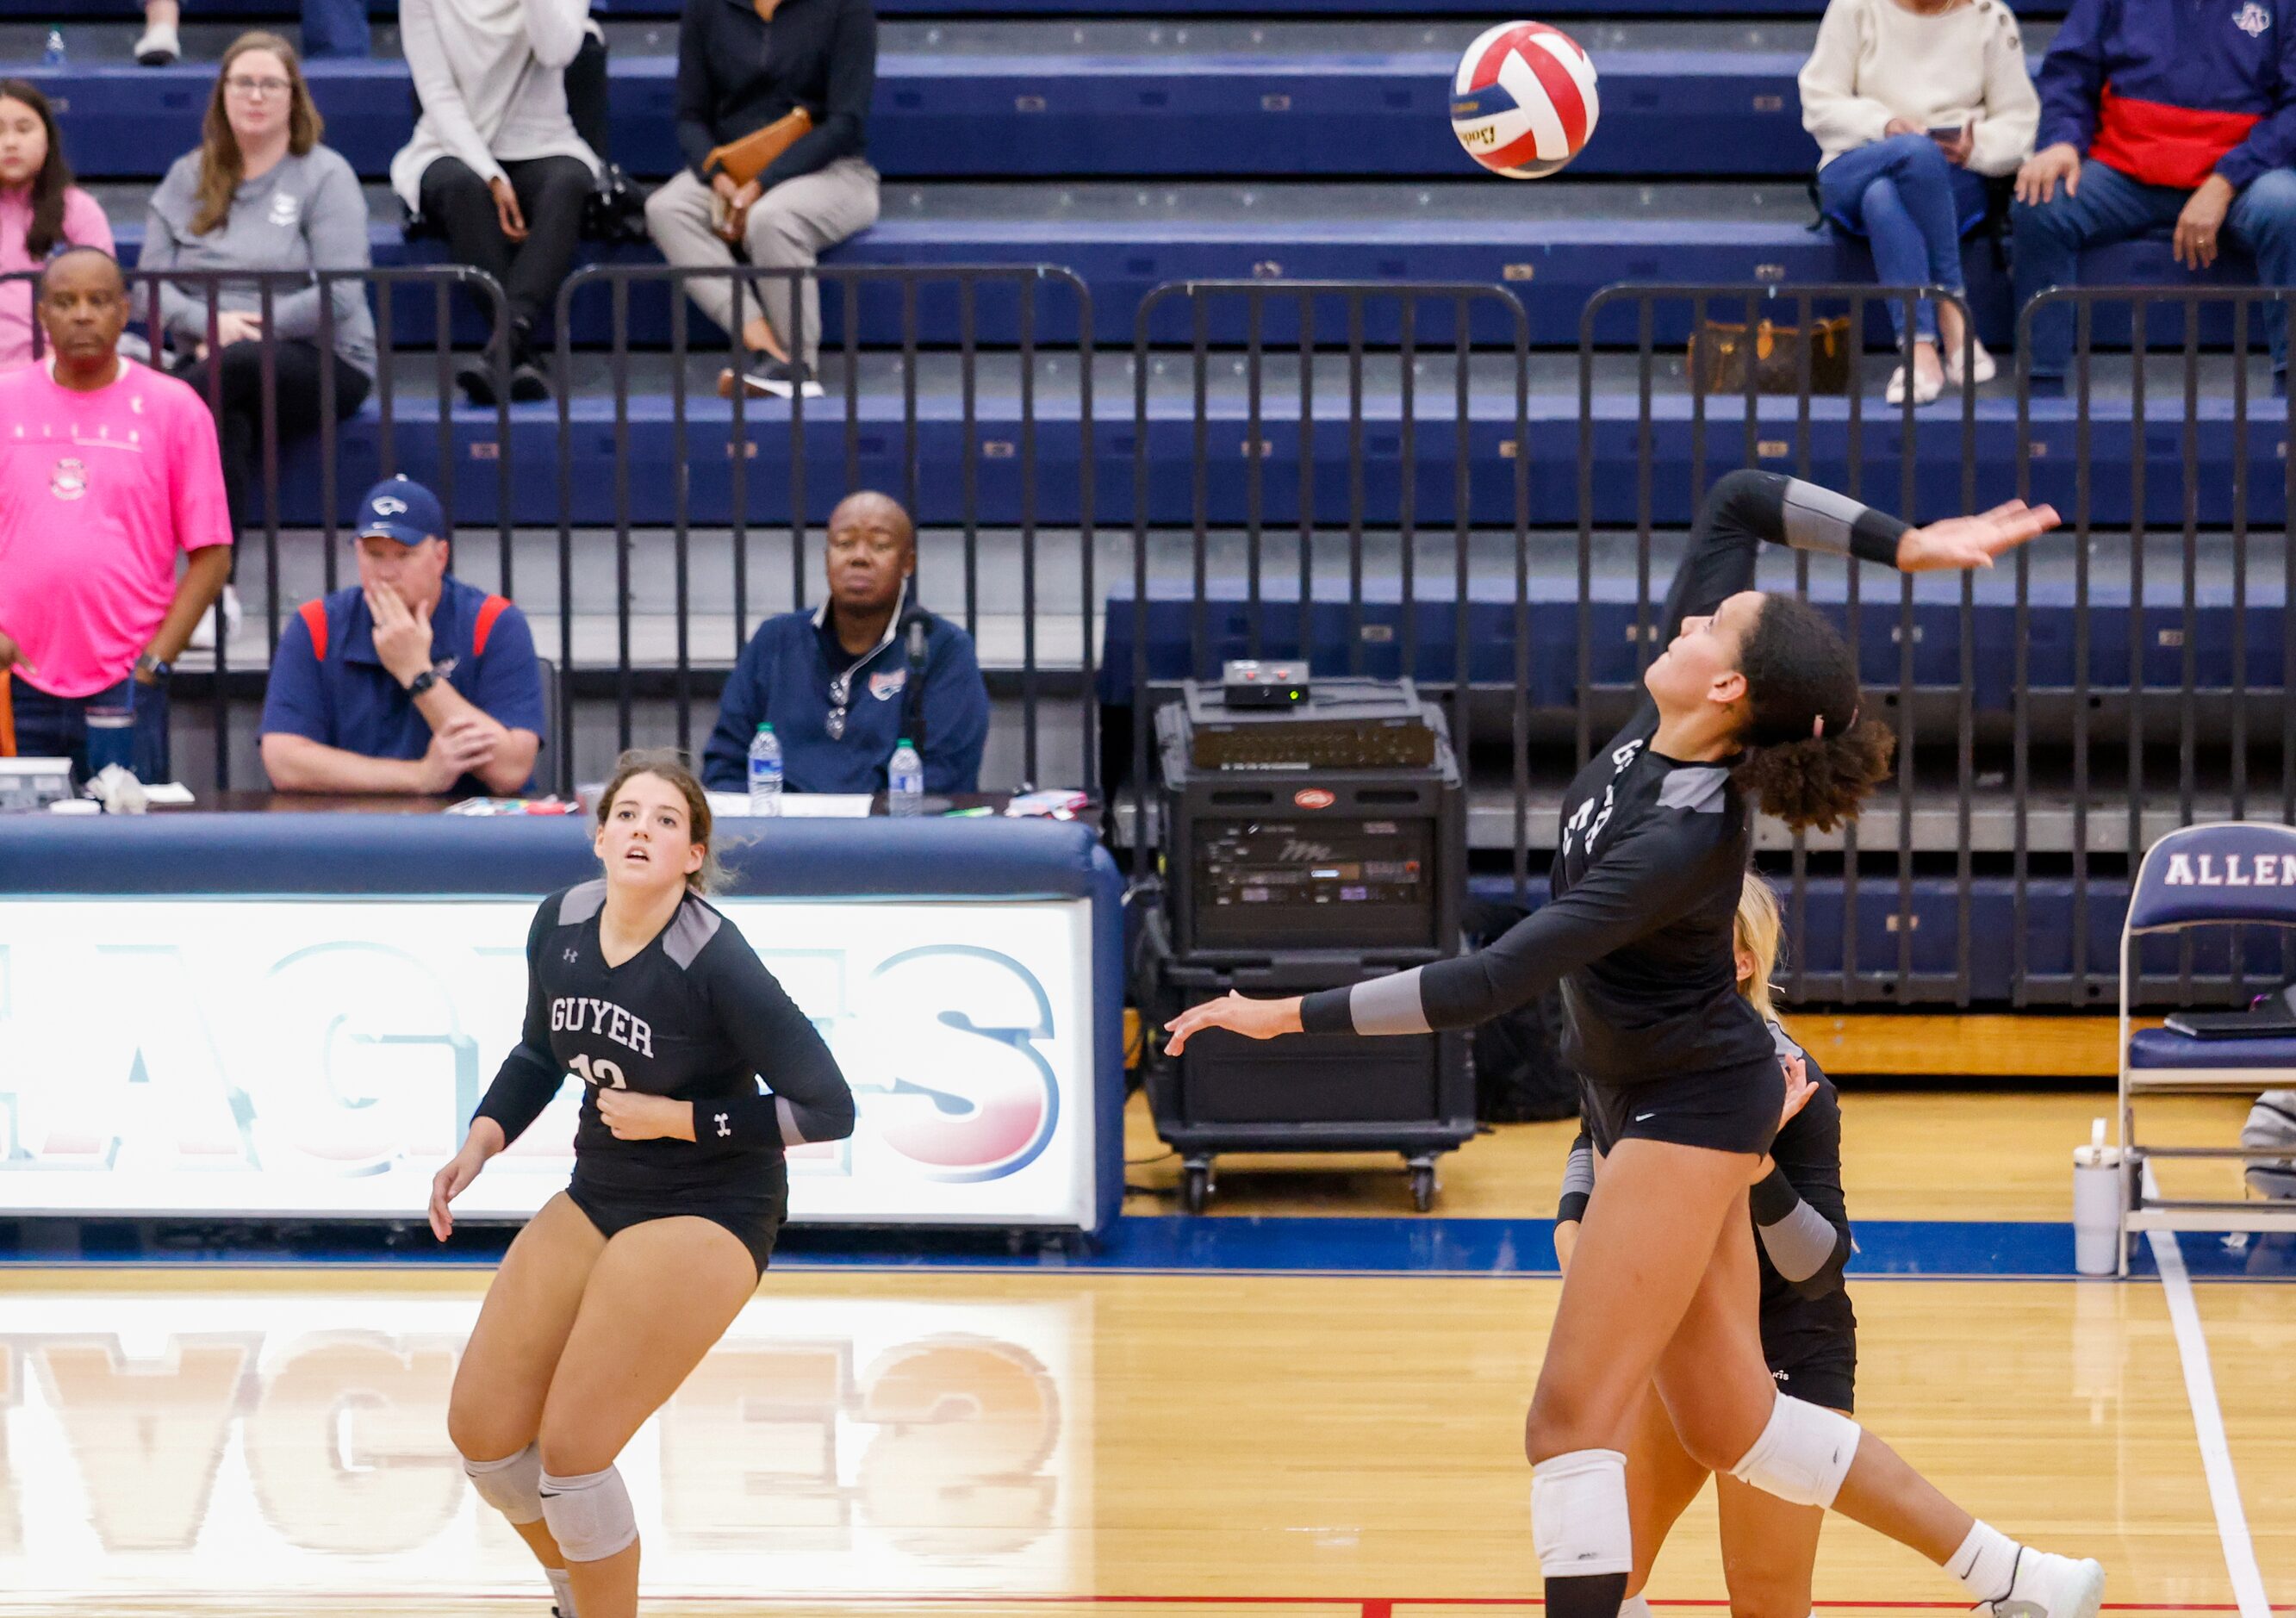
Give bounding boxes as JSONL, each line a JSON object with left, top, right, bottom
{"left": 569, "top": 1051, "right": 628, "bottom": 1089}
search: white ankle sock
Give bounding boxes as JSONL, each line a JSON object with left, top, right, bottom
{"left": 1948, "top": 1520, "right": 2020, "bottom": 1603}
{"left": 1618, "top": 1598, "right": 1653, "bottom": 1618}
{"left": 546, "top": 1565, "right": 578, "bottom": 1615}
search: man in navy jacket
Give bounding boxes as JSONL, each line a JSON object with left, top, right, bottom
{"left": 2013, "top": 0, "right": 2296, "bottom": 383}
{"left": 703, "top": 490, "right": 989, "bottom": 795}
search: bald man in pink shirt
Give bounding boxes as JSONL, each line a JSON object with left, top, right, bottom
{"left": 0, "top": 248, "right": 231, "bottom": 783}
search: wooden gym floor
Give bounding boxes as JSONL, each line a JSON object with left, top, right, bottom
{"left": 1, "top": 1080, "right": 2286, "bottom": 1615}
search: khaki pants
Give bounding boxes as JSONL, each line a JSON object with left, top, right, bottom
{"left": 644, "top": 157, "right": 880, "bottom": 370}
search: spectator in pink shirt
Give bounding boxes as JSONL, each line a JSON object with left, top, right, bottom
{"left": 0, "top": 81, "right": 114, "bottom": 374}
{"left": 0, "top": 248, "right": 233, "bottom": 782}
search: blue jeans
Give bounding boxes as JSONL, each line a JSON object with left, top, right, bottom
{"left": 300, "top": 0, "right": 370, "bottom": 58}
{"left": 10, "top": 675, "right": 171, "bottom": 785}
{"left": 2013, "top": 160, "right": 2296, "bottom": 377}
{"left": 1819, "top": 133, "right": 1992, "bottom": 345}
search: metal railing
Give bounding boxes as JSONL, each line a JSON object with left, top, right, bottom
{"left": 547, "top": 262, "right": 1096, "bottom": 796}
{"left": 15, "top": 260, "right": 2287, "bottom": 1010}
{"left": 1123, "top": 279, "right": 1534, "bottom": 887}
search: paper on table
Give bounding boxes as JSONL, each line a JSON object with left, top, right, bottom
{"left": 140, "top": 782, "right": 196, "bottom": 805}
{"left": 706, "top": 791, "right": 875, "bottom": 820}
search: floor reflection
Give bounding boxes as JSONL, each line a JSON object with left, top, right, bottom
{"left": 0, "top": 1288, "right": 1085, "bottom": 1602}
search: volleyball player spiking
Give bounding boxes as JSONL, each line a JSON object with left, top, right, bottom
{"left": 1553, "top": 873, "right": 1857, "bottom": 1618}
{"left": 430, "top": 750, "right": 856, "bottom": 1618}
{"left": 1167, "top": 471, "right": 2106, "bottom": 1618}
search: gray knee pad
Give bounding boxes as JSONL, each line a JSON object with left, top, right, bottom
{"left": 460, "top": 1441, "right": 544, "bottom": 1526}
{"left": 1727, "top": 1394, "right": 1861, "bottom": 1509}
{"left": 540, "top": 1465, "right": 639, "bottom": 1563}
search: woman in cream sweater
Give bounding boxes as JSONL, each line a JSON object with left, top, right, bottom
{"left": 1799, "top": 0, "right": 2038, "bottom": 403}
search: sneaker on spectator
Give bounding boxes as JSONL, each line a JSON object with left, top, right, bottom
{"left": 718, "top": 355, "right": 824, "bottom": 401}
{"left": 457, "top": 354, "right": 508, "bottom": 408}
{"left": 509, "top": 355, "right": 551, "bottom": 403}
{"left": 1885, "top": 363, "right": 1942, "bottom": 408}
{"left": 134, "top": 20, "right": 180, "bottom": 62}
{"left": 1944, "top": 339, "right": 1997, "bottom": 389}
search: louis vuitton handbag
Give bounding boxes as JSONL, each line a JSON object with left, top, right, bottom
{"left": 1689, "top": 313, "right": 1855, "bottom": 396}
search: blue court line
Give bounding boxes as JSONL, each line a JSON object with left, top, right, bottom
{"left": 5, "top": 1214, "right": 2293, "bottom": 1279}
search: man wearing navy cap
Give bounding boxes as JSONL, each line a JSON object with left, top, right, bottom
{"left": 258, "top": 476, "right": 545, "bottom": 796}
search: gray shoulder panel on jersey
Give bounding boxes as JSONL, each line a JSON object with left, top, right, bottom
{"left": 557, "top": 880, "right": 608, "bottom": 926}
{"left": 1780, "top": 477, "right": 1864, "bottom": 557}
{"left": 1768, "top": 1017, "right": 1806, "bottom": 1062}
{"left": 1656, "top": 765, "right": 1730, "bottom": 814}
{"left": 1350, "top": 968, "right": 1432, "bottom": 1036}
{"left": 663, "top": 898, "right": 724, "bottom": 970}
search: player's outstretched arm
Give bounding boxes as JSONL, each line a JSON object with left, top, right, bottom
{"left": 1164, "top": 991, "right": 1304, "bottom": 1055}
{"left": 1893, "top": 499, "right": 2061, "bottom": 571}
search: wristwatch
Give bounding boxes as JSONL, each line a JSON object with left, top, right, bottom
{"left": 406, "top": 669, "right": 440, "bottom": 699}
{"left": 134, "top": 652, "right": 171, "bottom": 683}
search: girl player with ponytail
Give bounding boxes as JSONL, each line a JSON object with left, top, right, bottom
{"left": 1554, "top": 874, "right": 1856, "bottom": 1618}
{"left": 430, "top": 750, "right": 856, "bottom": 1618}
{"left": 1167, "top": 471, "right": 2106, "bottom": 1618}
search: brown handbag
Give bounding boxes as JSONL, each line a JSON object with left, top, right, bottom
{"left": 704, "top": 108, "right": 815, "bottom": 188}
{"left": 1688, "top": 314, "right": 1855, "bottom": 396}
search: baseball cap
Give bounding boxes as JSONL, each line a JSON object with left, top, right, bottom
{"left": 355, "top": 476, "right": 447, "bottom": 545}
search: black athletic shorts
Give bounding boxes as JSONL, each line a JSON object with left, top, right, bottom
{"left": 1766, "top": 1333, "right": 1857, "bottom": 1415}
{"left": 1583, "top": 1055, "right": 1786, "bottom": 1159}
{"left": 566, "top": 1161, "right": 790, "bottom": 1277}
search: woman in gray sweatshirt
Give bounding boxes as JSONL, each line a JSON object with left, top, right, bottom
{"left": 140, "top": 31, "right": 376, "bottom": 543}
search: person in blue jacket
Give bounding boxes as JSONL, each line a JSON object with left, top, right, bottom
{"left": 2013, "top": 0, "right": 2296, "bottom": 384}
{"left": 702, "top": 489, "right": 989, "bottom": 795}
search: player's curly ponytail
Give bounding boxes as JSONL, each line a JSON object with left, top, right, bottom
{"left": 1730, "top": 595, "right": 1895, "bottom": 834}
{"left": 595, "top": 748, "right": 729, "bottom": 893}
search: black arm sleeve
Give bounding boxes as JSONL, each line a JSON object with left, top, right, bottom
{"left": 674, "top": 7, "right": 720, "bottom": 179}
{"left": 705, "top": 933, "right": 857, "bottom": 1148}
{"left": 472, "top": 900, "right": 569, "bottom": 1146}
{"left": 1657, "top": 470, "right": 1912, "bottom": 639}
{"left": 1300, "top": 813, "right": 1721, "bottom": 1036}
{"left": 759, "top": 0, "right": 876, "bottom": 189}
{"left": 1752, "top": 1073, "right": 1854, "bottom": 1300}
{"left": 1557, "top": 1125, "right": 1596, "bottom": 1225}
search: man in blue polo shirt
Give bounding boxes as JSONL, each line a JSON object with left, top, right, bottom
{"left": 702, "top": 489, "right": 989, "bottom": 795}
{"left": 258, "top": 476, "right": 546, "bottom": 796}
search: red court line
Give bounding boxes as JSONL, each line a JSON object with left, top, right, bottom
{"left": 16, "top": 1596, "right": 2241, "bottom": 1614}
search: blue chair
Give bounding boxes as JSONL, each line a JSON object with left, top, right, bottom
{"left": 2118, "top": 821, "right": 2296, "bottom": 1273}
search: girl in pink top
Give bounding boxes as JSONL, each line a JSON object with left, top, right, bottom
{"left": 0, "top": 80, "right": 113, "bottom": 373}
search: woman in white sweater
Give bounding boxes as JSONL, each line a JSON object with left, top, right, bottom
{"left": 1799, "top": 0, "right": 2038, "bottom": 403}
{"left": 390, "top": 0, "right": 600, "bottom": 403}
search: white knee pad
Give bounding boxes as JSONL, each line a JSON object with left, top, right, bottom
{"left": 1727, "top": 1394, "right": 1861, "bottom": 1509}
{"left": 539, "top": 1465, "right": 639, "bottom": 1563}
{"left": 460, "top": 1441, "right": 544, "bottom": 1526}
{"left": 1530, "top": 1447, "right": 1633, "bottom": 1579}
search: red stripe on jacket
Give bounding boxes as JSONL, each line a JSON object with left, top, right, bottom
{"left": 298, "top": 600, "right": 329, "bottom": 662}
{"left": 473, "top": 594, "right": 510, "bottom": 657}
{"left": 2092, "top": 84, "right": 2264, "bottom": 190}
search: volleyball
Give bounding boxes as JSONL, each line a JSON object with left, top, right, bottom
{"left": 1449, "top": 21, "right": 1600, "bottom": 179}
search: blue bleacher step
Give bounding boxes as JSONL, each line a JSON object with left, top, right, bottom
{"left": 95, "top": 176, "right": 2259, "bottom": 356}
{"left": 15, "top": 20, "right": 1866, "bottom": 181}
{"left": 240, "top": 349, "right": 2296, "bottom": 531}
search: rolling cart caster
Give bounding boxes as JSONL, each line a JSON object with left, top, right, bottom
{"left": 1408, "top": 1158, "right": 1437, "bottom": 1213}
{"left": 1182, "top": 1160, "right": 1215, "bottom": 1214}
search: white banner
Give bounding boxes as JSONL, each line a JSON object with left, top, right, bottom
{"left": 0, "top": 1286, "right": 1092, "bottom": 1605}
{"left": 0, "top": 897, "right": 1100, "bottom": 1228}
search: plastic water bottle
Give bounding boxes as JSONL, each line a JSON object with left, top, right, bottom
{"left": 746, "top": 722, "right": 782, "bottom": 816}
{"left": 887, "top": 737, "right": 924, "bottom": 816}
{"left": 42, "top": 28, "right": 65, "bottom": 66}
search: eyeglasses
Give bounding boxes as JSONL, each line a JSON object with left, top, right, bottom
{"left": 224, "top": 75, "right": 292, "bottom": 97}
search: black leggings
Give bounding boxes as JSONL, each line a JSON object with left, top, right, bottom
{"left": 419, "top": 154, "right": 594, "bottom": 342}
{"left": 176, "top": 339, "right": 372, "bottom": 540}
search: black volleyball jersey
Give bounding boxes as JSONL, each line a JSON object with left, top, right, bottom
{"left": 473, "top": 881, "right": 856, "bottom": 1196}
{"left": 1301, "top": 470, "right": 1907, "bottom": 1087}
